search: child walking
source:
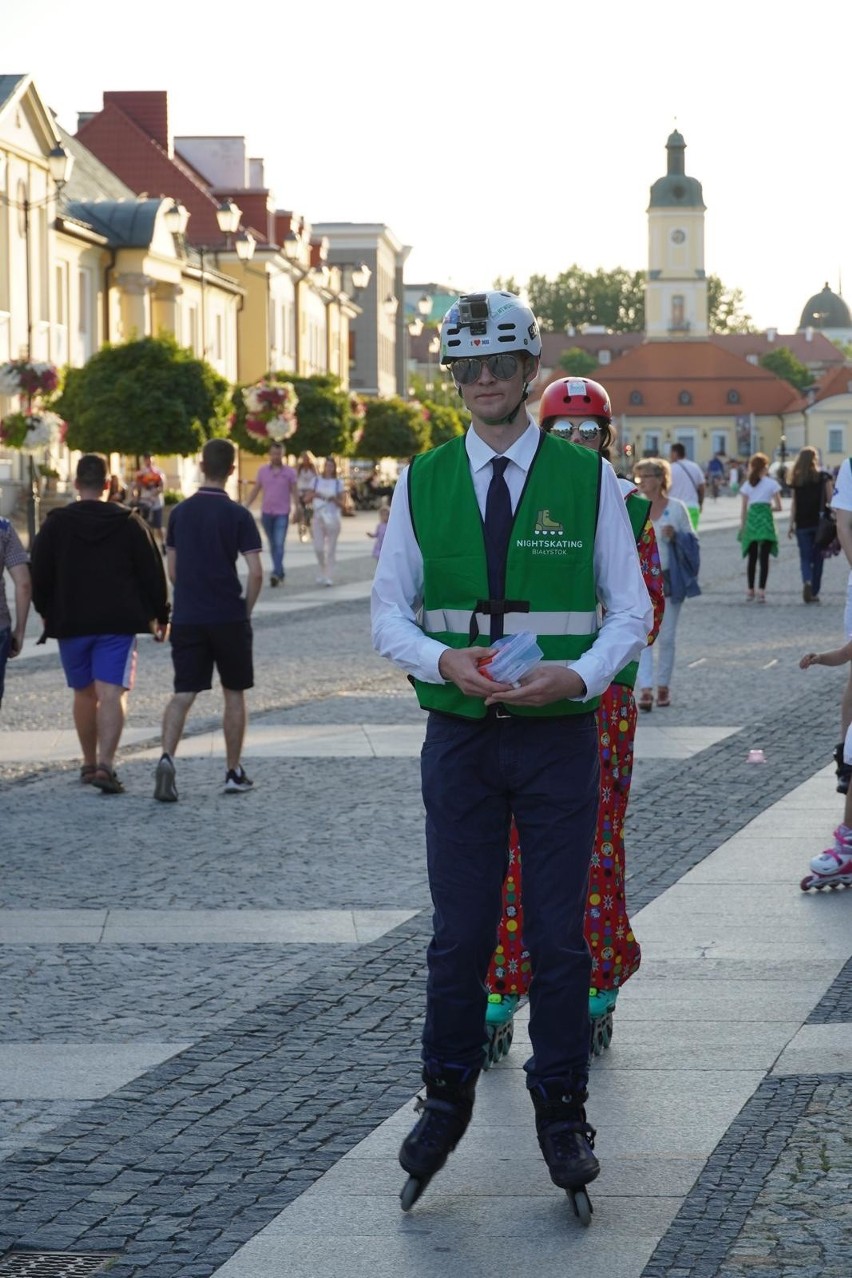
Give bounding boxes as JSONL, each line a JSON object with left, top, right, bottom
{"left": 799, "top": 640, "right": 852, "bottom": 889}
{"left": 367, "top": 505, "right": 389, "bottom": 561}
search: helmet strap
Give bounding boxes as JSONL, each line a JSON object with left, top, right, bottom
{"left": 481, "top": 382, "right": 529, "bottom": 427}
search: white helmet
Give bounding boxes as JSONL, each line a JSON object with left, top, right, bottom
{"left": 440, "top": 291, "right": 542, "bottom": 364}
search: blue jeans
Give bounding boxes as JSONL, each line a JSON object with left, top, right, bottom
{"left": 795, "top": 527, "right": 824, "bottom": 597}
{"left": 420, "top": 710, "right": 598, "bottom": 1088}
{"left": 637, "top": 598, "right": 683, "bottom": 688}
{"left": 261, "top": 512, "right": 289, "bottom": 579}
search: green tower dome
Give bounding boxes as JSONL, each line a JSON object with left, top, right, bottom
{"left": 648, "top": 130, "right": 705, "bottom": 209}
{"left": 798, "top": 282, "right": 852, "bottom": 330}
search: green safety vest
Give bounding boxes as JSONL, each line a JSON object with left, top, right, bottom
{"left": 613, "top": 491, "right": 651, "bottom": 690}
{"left": 409, "top": 431, "right": 602, "bottom": 719}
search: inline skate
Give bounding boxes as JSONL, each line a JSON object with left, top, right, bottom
{"left": 529, "top": 1078, "right": 599, "bottom": 1226}
{"left": 589, "top": 987, "right": 618, "bottom": 1057}
{"left": 800, "top": 830, "right": 852, "bottom": 891}
{"left": 483, "top": 993, "right": 520, "bottom": 1068}
{"left": 399, "top": 1064, "right": 478, "bottom": 1211}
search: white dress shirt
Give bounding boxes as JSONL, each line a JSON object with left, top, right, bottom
{"left": 371, "top": 419, "right": 654, "bottom": 702}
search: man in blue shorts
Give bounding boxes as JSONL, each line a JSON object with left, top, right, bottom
{"left": 30, "top": 454, "right": 169, "bottom": 792}
{"left": 154, "top": 438, "right": 263, "bottom": 801}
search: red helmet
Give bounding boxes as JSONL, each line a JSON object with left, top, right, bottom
{"left": 538, "top": 376, "right": 612, "bottom": 423}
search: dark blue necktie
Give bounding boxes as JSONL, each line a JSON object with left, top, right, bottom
{"left": 484, "top": 455, "right": 512, "bottom": 639}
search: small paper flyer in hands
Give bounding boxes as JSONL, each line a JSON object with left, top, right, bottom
{"left": 477, "top": 632, "right": 543, "bottom": 686}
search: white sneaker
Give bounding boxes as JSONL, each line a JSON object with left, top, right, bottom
{"left": 323, "top": 577, "right": 333, "bottom": 587}
{"left": 315, "top": 574, "right": 326, "bottom": 585}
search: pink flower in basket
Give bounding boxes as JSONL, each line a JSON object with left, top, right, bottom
{"left": 0, "top": 360, "right": 60, "bottom": 399}
{"left": 242, "top": 379, "right": 299, "bottom": 442}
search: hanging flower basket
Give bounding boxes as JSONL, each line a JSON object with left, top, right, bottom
{"left": 0, "top": 410, "right": 67, "bottom": 454}
{"left": 242, "top": 379, "right": 299, "bottom": 443}
{"left": 0, "top": 360, "right": 60, "bottom": 399}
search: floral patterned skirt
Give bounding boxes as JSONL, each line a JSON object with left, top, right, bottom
{"left": 486, "top": 682, "right": 642, "bottom": 998}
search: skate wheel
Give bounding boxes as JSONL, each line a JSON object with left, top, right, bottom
{"left": 602, "top": 1013, "right": 614, "bottom": 1049}
{"left": 568, "top": 1187, "right": 593, "bottom": 1226}
{"left": 400, "top": 1176, "right": 424, "bottom": 1212}
{"left": 502, "top": 1022, "right": 514, "bottom": 1057}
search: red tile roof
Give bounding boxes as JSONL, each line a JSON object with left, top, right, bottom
{"left": 533, "top": 340, "right": 800, "bottom": 417}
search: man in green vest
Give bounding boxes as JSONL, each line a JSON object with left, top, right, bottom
{"left": 372, "top": 290, "right": 652, "bottom": 1212}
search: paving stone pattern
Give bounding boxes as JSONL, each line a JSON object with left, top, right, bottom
{"left": 640, "top": 1075, "right": 852, "bottom": 1278}
{"left": 1, "top": 521, "right": 850, "bottom": 1275}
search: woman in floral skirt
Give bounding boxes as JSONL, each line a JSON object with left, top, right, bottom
{"left": 484, "top": 377, "right": 665, "bottom": 1063}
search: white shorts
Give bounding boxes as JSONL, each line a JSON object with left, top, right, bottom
{"left": 846, "top": 574, "right": 852, "bottom": 639}
{"left": 843, "top": 721, "right": 852, "bottom": 766}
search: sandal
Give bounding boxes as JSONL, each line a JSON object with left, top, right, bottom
{"left": 757, "top": 591, "right": 766, "bottom": 604}
{"left": 91, "top": 765, "right": 125, "bottom": 795}
{"left": 80, "top": 764, "right": 97, "bottom": 785}
{"left": 638, "top": 688, "right": 654, "bottom": 712}
{"left": 746, "top": 590, "right": 755, "bottom": 602}
{"left": 656, "top": 687, "right": 671, "bottom": 707}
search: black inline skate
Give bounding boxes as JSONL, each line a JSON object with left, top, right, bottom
{"left": 399, "top": 1064, "right": 478, "bottom": 1211}
{"left": 530, "top": 1078, "right": 599, "bottom": 1226}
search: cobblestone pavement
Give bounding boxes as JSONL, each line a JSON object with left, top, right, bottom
{"left": 0, "top": 502, "right": 850, "bottom": 1277}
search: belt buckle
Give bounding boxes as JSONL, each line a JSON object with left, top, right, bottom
{"left": 494, "top": 703, "right": 511, "bottom": 719}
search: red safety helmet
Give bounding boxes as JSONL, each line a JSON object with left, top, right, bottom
{"left": 538, "top": 376, "right": 612, "bottom": 424}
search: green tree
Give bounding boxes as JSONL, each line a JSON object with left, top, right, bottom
{"left": 423, "top": 401, "right": 467, "bottom": 448}
{"left": 523, "top": 266, "right": 753, "bottom": 336}
{"left": 229, "top": 373, "right": 355, "bottom": 458}
{"left": 408, "top": 371, "right": 458, "bottom": 409}
{"left": 57, "top": 334, "right": 230, "bottom": 456}
{"left": 356, "top": 397, "right": 431, "bottom": 459}
{"left": 557, "top": 347, "right": 600, "bottom": 377}
{"left": 528, "top": 266, "right": 646, "bottom": 334}
{"left": 759, "top": 347, "right": 813, "bottom": 393}
{"left": 706, "top": 276, "right": 753, "bottom": 333}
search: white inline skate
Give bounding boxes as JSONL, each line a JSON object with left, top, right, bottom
{"left": 800, "top": 829, "right": 852, "bottom": 891}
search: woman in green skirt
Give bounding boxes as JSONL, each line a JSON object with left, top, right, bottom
{"left": 738, "top": 452, "right": 782, "bottom": 602}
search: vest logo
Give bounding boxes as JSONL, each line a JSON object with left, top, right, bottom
{"left": 534, "top": 509, "right": 564, "bottom": 536}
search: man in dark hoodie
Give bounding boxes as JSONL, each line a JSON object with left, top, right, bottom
{"left": 31, "top": 453, "right": 170, "bottom": 793}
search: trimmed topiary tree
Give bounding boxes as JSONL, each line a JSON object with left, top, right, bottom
{"left": 57, "top": 334, "right": 231, "bottom": 457}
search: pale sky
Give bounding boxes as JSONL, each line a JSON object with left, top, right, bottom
{"left": 4, "top": 0, "right": 852, "bottom": 333}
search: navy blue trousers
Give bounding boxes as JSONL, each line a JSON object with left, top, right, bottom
{"left": 420, "top": 709, "right": 598, "bottom": 1088}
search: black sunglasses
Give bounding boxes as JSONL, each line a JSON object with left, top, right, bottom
{"left": 450, "top": 353, "right": 520, "bottom": 385}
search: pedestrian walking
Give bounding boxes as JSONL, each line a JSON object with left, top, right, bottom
{"left": 310, "top": 457, "right": 345, "bottom": 586}
{"left": 738, "top": 451, "right": 782, "bottom": 603}
{"left": 243, "top": 441, "right": 299, "bottom": 587}
{"left": 0, "top": 515, "right": 32, "bottom": 711}
{"left": 485, "top": 377, "right": 666, "bottom": 1056}
{"left": 296, "top": 450, "right": 318, "bottom": 543}
{"left": 153, "top": 439, "right": 263, "bottom": 802}
{"left": 132, "top": 453, "right": 167, "bottom": 553}
{"left": 633, "top": 457, "right": 700, "bottom": 709}
{"left": 669, "top": 442, "right": 705, "bottom": 529}
{"left": 366, "top": 505, "right": 389, "bottom": 561}
{"left": 787, "top": 446, "right": 834, "bottom": 604}
{"left": 371, "top": 291, "right": 652, "bottom": 1215}
{"left": 30, "top": 453, "right": 169, "bottom": 792}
